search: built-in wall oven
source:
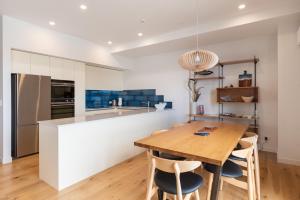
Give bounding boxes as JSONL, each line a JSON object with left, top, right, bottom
{"left": 51, "top": 80, "right": 75, "bottom": 119}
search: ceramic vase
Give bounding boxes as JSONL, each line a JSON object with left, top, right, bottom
{"left": 191, "top": 102, "right": 198, "bottom": 115}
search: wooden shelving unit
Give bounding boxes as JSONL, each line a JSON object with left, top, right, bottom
{"left": 189, "top": 77, "right": 224, "bottom": 81}
{"left": 217, "top": 87, "right": 258, "bottom": 103}
{"left": 190, "top": 114, "right": 219, "bottom": 119}
{"left": 219, "top": 115, "right": 258, "bottom": 121}
{"left": 190, "top": 114, "right": 258, "bottom": 121}
{"left": 216, "top": 86, "right": 256, "bottom": 89}
{"left": 219, "top": 58, "right": 259, "bottom": 66}
{"left": 189, "top": 57, "right": 259, "bottom": 133}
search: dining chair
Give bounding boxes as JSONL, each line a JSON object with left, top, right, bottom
{"left": 241, "top": 132, "right": 260, "bottom": 200}
{"left": 228, "top": 132, "right": 260, "bottom": 199}
{"left": 146, "top": 151, "right": 203, "bottom": 200}
{"left": 204, "top": 140, "right": 255, "bottom": 200}
{"left": 151, "top": 129, "right": 186, "bottom": 160}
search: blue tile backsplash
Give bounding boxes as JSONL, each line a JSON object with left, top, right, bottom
{"left": 86, "top": 89, "right": 172, "bottom": 109}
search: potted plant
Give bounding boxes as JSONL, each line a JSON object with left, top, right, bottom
{"left": 188, "top": 80, "right": 203, "bottom": 114}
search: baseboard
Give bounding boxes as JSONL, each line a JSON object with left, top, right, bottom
{"left": 0, "top": 156, "right": 12, "bottom": 164}
{"left": 277, "top": 156, "right": 300, "bottom": 166}
{"left": 258, "top": 146, "right": 276, "bottom": 153}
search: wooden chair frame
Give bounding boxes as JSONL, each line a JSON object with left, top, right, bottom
{"left": 241, "top": 132, "right": 261, "bottom": 200}
{"left": 206, "top": 141, "right": 256, "bottom": 200}
{"left": 146, "top": 151, "right": 201, "bottom": 200}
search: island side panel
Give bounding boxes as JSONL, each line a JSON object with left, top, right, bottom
{"left": 57, "top": 110, "right": 175, "bottom": 190}
{"left": 39, "top": 124, "right": 59, "bottom": 190}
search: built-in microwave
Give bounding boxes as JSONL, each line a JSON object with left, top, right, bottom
{"left": 51, "top": 79, "right": 74, "bottom": 100}
{"left": 51, "top": 79, "right": 75, "bottom": 119}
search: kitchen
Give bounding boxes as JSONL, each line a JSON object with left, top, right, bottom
{"left": 0, "top": 1, "right": 300, "bottom": 199}
{"left": 9, "top": 50, "right": 99, "bottom": 157}
{"left": 11, "top": 49, "right": 173, "bottom": 158}
{"left": 10, "top": 49, "right": 175, "bottom": 190}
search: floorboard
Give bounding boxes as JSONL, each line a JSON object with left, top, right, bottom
{"left": 0, "top": 151, "right": 299, "bottom": 200}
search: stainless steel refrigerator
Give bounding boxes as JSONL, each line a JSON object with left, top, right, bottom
{"left": 11, "top": 74, "right": 51, "bottom": 158}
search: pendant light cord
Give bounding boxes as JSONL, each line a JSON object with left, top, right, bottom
{"left": 196, "top": 0, "right": 199, "bottom": 51}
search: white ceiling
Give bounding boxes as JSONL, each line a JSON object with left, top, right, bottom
{"left": 118, "top": 12, "right": 300, "bottom": 58}
{"left": 1, "top": 0, "right": 299, "bottom": 51}
{"left": 113, "top": 18, "right": 280, "bottom": 58}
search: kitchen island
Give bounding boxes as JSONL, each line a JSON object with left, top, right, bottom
{"left": 38, "top": 108, "right": 175, "bottom": 191}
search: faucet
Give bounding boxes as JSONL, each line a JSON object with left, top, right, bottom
{"left": 141, "top": 101, "right": 150, "bottom": 109}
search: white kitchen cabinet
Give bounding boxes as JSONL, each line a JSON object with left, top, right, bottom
{"left": 11, "top": 50, "right": 31, "bottom": 74}
{"left": 50, "top": 57, "right": 76, "bottom": 80}
{"left": 50, "top": 57, "right": 65, "bottom": 80}
{"left": 11, "top": 50, "right": 86, "bottom": 117}
{"left": 74, "top": 62, "right": 86, "bottom": 116}
{"left": 12, "top": 51, "right": 81, "bottom": 82}
{"left": 30, "top": 54, "right": 50, "bottom": 76}
{"left": 85, "top": 65, "right": 124, "bottom": 90}
{"left": 62, "top": 60, "right": 75, "bottom": 81}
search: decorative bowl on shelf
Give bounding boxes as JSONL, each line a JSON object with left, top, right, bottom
{"left": 241, "top": 96, "right": 254, "bottom": 103}
{"left": 195, "top": 70, "right": 213, "bottom": 76}
{"left": 155, "top": 102, "right": 167, "bottom": 111}
{"left": 220, "top": 96, "right": 232, "bottom": 102}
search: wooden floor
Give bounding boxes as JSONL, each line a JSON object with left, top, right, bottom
{"left": 0, "top": 151, "right": 299, "bottom": 200}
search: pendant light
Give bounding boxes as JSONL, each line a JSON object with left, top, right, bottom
{"left": 178, "top": 0, "right": 219, "bottom": 72}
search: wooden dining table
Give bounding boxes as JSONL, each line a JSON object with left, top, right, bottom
{"left": 134, "top": 121, "right": 248, "bottom": 200}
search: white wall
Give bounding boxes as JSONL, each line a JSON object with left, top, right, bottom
{"left": 277, "top": 19, "right": 300, "bottom": 166}
{"left": 0, "top": 16, "right": 131, "bottom": 164}
{"left": 85, "top": 66, "right": 124, "bottom": 90}
{"left": 0, "top": 16, "right": 3, "bottom": 162}
{"left": 125, "top": 54, "right": 190, "bottom": 122}
{"left": 124, "top": 35, "right": 278, "bottom": 152}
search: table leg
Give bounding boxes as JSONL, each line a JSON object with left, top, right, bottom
{"left": 157, "top": 189, "right": 163, "bottom": 200}
{"left": 154, "top": 151, "right": 162, "bottom": 199}
{"left": 210, "top": 166, "right": 221, "bottom": 200}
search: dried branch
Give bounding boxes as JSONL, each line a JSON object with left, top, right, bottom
{"left": 188, "top": 80, "right": 204, "bottom": 102}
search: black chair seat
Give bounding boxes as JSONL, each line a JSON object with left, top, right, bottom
{"left": 203, "top": 160, "right": 243, "bottom": 178}
{"left": 154, "top": 171, "right": 203, "bottom": 195}
{"left": 229, "top": 154, "right": 247, "bottom": 162}
{"left": 159, "top": 152, "right": 186, "bottom": 161}
{"left": 234, "top": 143, "right": 242, "bottom": 150}
{"left": 229, "top": 142, "right": 246, "bottom": 161}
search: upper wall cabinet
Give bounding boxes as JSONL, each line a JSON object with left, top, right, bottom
{"left": 50, "top": 57, "right": 75, "bottom": 80}
{"left": 30, "top": 54, "right": 50, "bottom": 76}
{"left": 11, "top": 50, "right": 85, "bottom": 114}
{"left": 11, "top": 50, "right": 31, "bottom": 74}
{"left": 50, "top": 57, "right": 65, "bottom": 80}
{"left": 62, "top": 60, "right": 75, "bottom": 81}
{"left": 11, "top": 50, "right": 77, "bottom": 81}
{"left": 85, "top": 65, "right": 124, "bottom": 90}
{"left": 74, "top": 62, "right": 86, "bottom": 116}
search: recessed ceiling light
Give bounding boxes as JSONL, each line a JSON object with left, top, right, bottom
{"left": 49, "top": 21, "right": 56, "bottom": 26}
{"left": 137, "top": 32, "right": 143, "bottom": 37}
{"left": 238, "top": 4, "right": 246, "bottom": 10}
{"left": 107, "top": 41, "right": 113, "bottom": 45}
{"left": 80, "top": 4, "right": 87, "bottom": 10}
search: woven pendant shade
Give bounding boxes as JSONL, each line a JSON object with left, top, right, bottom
{"left": 178, "top": 50, "right": 219, "bottom": 72}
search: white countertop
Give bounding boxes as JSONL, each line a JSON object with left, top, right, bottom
{"left": 39, "top": 108, "right": 172, "bottom": 126}
{"left": 86, "top": 106, "right": 150, "bottom": 111}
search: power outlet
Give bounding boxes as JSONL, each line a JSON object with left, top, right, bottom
{"left": 260, "top": 136, "right": 270, "bottom": 151}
